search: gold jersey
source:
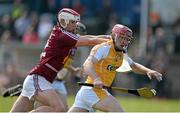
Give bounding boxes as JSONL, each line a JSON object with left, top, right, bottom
{"left": 85, "top": 40, "right": 125, "bottom": 99}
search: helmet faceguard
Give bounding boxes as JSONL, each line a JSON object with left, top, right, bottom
{"left": 112, "top": 24, "right": 133, "bottom": 52}
{"left": 75, "top": 22, "right": 87, "bottom": 35}
{"left": 57, "top": 8, "right": 80, "bottom": 28}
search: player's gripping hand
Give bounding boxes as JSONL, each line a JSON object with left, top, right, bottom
{"left": 93, "top": 78, "right": 104, "bottom": 89}
{"left": 147, "top": 70, "right": 163, "bottom": 82}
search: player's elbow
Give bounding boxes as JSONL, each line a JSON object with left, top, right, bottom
{"left": 82, "top": 62, "right": 93, "bottom": 75}
{"left": 82, "top": 63, "right": 89, "bottom": 75}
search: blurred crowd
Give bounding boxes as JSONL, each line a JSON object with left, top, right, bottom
{"left": 126, "top": 11, "right": 180, "bottom": 98}
{"left": 0, "top": 0, "right": 180, "bottom": 98}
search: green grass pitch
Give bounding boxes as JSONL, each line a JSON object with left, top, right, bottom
{"left": 0, "top": 96, "right": 180, "bottom": 112}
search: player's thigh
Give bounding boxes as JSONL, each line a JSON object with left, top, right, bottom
{"left": 52, "top": 81, "right": 68, "bottom": 108}
{"left": 34, "top": 91, "right": 67, "bottom": 109}
{"left": 10, "top": 95, "right": 34, "bottom": 112}
{"left": 34, "top": 89, "right": 65, "bottom": 110}
{"left": 56, "top": 91, "right": 68, "bottom": 110}
{"left": 93, "top": 95, "right": 124, "bottom": 112}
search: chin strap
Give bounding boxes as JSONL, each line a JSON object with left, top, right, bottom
{"left": 122, "top": 47, "right": 127, "bottom": 53}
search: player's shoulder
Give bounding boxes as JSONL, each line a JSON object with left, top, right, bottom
{"left": 92, "top": 42, "right": 111, "bottom": 53}
{"left": 61, "top": 29, "right": 79, "bottom": 40}
{"left": 53, "top": 25, "right": 79, "bottom": 40}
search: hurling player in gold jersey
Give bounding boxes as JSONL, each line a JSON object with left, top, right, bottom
{"left": 68, "top": 24, "right": 162, "bottom": 112}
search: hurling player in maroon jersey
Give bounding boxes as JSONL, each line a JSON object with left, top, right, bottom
{"left": 10, "top": 8, "right": 109, "bottom": 112}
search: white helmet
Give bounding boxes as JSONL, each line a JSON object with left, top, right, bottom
{"left": 57, "top": 8, "right": 80, "bottom": 28}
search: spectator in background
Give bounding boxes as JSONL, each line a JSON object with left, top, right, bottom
{"left": 0, "top": 30, "right": 14, "bottom": 72}
{"left": 0, "top": 14, "right": 15, "bottom": 39}
{"left": 150, "top": 27, "right": 170, "bottom": 98}
{"left": 153, "top": 27, "right": 168, "bottom": 52}
{"left": 149, "top": 12, "right": 162, "bottom": 34}
{"left": 173, "top": 18, "right": 180, "bottom": 54}
{"left": 146, "top": 27, "right": 155, "bottom": 52}
{"left": 11, "top": 0, "right": 25, "bottom": 20}
{"left": 0, "top": 31, "right": 24, "bottom": 93}
{"left": 14, "top": 11, "right": 31, "bottom": 40}
{"left": 29, "top": 11, "right": 39, "bottom": 31}
{"left": 1, "top": 30, "right": 12, "bottom": 43}
{"left": 37, "top": 13, "right": 53, "bottom": 42}
{"left": 22, "top": 25, "right": 39, "bottom": 44}
{"left": 150, "top": 49, "right": 169, "bottom": 97}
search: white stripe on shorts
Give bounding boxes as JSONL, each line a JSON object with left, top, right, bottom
{"left": 33, "top": 75, "right": 42, "bottom": 92}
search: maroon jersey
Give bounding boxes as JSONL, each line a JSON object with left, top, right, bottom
{"left": 29, "top": 25, "right": 79, "bottom": 83}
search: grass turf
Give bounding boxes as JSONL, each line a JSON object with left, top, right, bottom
{"left": 0, "top": 96, "right": 180, "bottom": 112}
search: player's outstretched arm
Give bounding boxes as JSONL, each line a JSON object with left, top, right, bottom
{"left": 80, "top": 35, "right": 111, "bottom": 39}
{"left": 130, "top": 62, "right": 163, "bottom": 82}
{"left": 75, "top": 36, "right": 109, "bottom": 46}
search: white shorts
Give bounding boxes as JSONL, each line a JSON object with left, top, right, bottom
{"left": 72, "top": 86, "right": 111, "bottom": 112}
{"left": 21, "top": 74, "right": 53, "bottom": 100}
{"left": 52, "top": 80, "right": 67, "bottom": 96}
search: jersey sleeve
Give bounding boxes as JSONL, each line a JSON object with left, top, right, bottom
{"left": 124, "top": 53, "right": 135, "bottom": 65}
{"left": 116, "top": 53, "right": 134, "bottom": 72}
{"left": 90, "top": 45, "right": 110, "bottom": 61}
